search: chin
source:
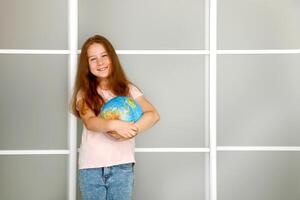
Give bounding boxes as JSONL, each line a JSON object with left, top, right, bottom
{"left": 97, "top": 75, "right": 109, "bottom": 80}
{"left": 101, "top": 74, "right": 110, "bottom": 79}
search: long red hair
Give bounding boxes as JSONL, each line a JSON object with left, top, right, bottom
{"left": 70, "top": 35, "right": 131, "bottom": 117}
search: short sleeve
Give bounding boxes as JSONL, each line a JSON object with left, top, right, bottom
{"left": 129, "top": 84, "right": 143, "bottom": 99}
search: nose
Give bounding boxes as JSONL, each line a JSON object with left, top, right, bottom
{"left": 97, "top": 57, "right": 104, "bottom": 65}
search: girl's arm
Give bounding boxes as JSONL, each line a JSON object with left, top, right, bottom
{"left": 134, "top": 95, "right": 160, "bottom": 134}
{"left": 77, "top": 98, "right": 138, "bottom": 138}
{"left": 77, "top": 98, "right": 112, "bottom": 132}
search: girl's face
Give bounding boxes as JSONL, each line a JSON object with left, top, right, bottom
{"left": 87, "top": 43, "right": 112, "bottom": 80}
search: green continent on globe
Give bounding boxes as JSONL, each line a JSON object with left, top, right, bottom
{"left": 99, "top": 96, "right": 143, "bottom": 122}
{"left": 101, "top": 108, "right": 122, "bottom": 120}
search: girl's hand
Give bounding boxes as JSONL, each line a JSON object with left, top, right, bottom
{"left": 107, "top": 131, "right": 135, "bottom": 142}
{"left": 107, "top": 130, "right": 124, "bottom": 140}
{"left": 109, "top": 120, "right": 139, "bottom": 139}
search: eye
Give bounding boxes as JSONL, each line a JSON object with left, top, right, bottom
{"left": 89, "top": 58, "right": 96, "bottom": 61}
{"left": 102, "top": 54, "right": 108, "bottom": 57}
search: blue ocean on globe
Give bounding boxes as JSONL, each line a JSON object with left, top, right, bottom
{"left": 100, "top": 96, "right": 143, "bottom": 122}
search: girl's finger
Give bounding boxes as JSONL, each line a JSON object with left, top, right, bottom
{"left": 129, "top": 130, "right": 137, "bottom": 137}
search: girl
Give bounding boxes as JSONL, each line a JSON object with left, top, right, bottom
{"left": 70, "top": 35, "right": 160, "bottom": 200}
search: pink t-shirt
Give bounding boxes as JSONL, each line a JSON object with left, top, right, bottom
{"left": 77, "top": 84, "right": 143, "bottom": 169}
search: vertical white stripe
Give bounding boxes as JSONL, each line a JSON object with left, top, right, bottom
{"left": 204, "top": 0, "right": 210, "bottom": 200}
{"left": 209, "top": 0, "right": 217, "bottom": 200}
{"left": 68, "top": 0, "right": 78, "bottom": 200}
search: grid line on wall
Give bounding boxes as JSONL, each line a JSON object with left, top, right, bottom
{"left": 0, "top": 150, "right": 70, "bottom": 155}
{"left": 0, "top": 146, "right": 300, "bottom": 155}
{"left": 0, "top": 49, "right": 70, "bottom": 54}
{"left": 209, "top": 1, "right": 217, "bottom": 200}
{"left": 1, "top": 146, "right": 300, "bottom": 156}
{"left": 1, "top": 49, "right": 300, "bottom": 55}
{"left": 218, "top": 49, "right": 300, "bottom": 54}
{"left": 68, "top": 0, "right": 78, "bottom": 200}
{"left": 204, "top": 0, "right": 210, "bottom": 199}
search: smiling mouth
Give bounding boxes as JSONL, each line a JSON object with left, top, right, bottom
{"left": 97, "top": 66, "right": 108, "bottom": 71}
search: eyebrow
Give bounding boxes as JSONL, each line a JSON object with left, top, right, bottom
{"left": 88, "top": 51, "right": 108, "bottom": 58}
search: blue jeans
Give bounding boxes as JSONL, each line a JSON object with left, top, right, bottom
{"left": 79, "top": 163, "right": 134, "bottom": 200}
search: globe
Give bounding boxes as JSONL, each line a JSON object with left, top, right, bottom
{"left": 99, "top": 96, "right": 143, "bottom": 122}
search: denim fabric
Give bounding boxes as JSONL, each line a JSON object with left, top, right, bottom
{"left": 79, "top": 163, "right": 134, "bottom": 200}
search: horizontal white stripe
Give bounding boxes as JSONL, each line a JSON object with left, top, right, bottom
{"left": 135, "top": 148, "right": 210, "bottom": 152}
{"left": 0, "top": 150, "right": 69, "bottom": 155}
{"left": 1, "top": 49, "right": 300, "bottom": 55}
{"left": 217, "top": 146, "right": 300, "bottom": 151}
{"left": 0, "top": 49, "right": 69, "bottom": 54}
{"left": 1, "top": 147, "right": 300, "bottom": 155}
{"left": 115, "top": 50, "right": 210, "bottom": 55}
{"left": 218, "top": 49, "right": 300, "bottom": 54}
{"left": 76, "top": 50, "right": 210, "bottom": 55}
